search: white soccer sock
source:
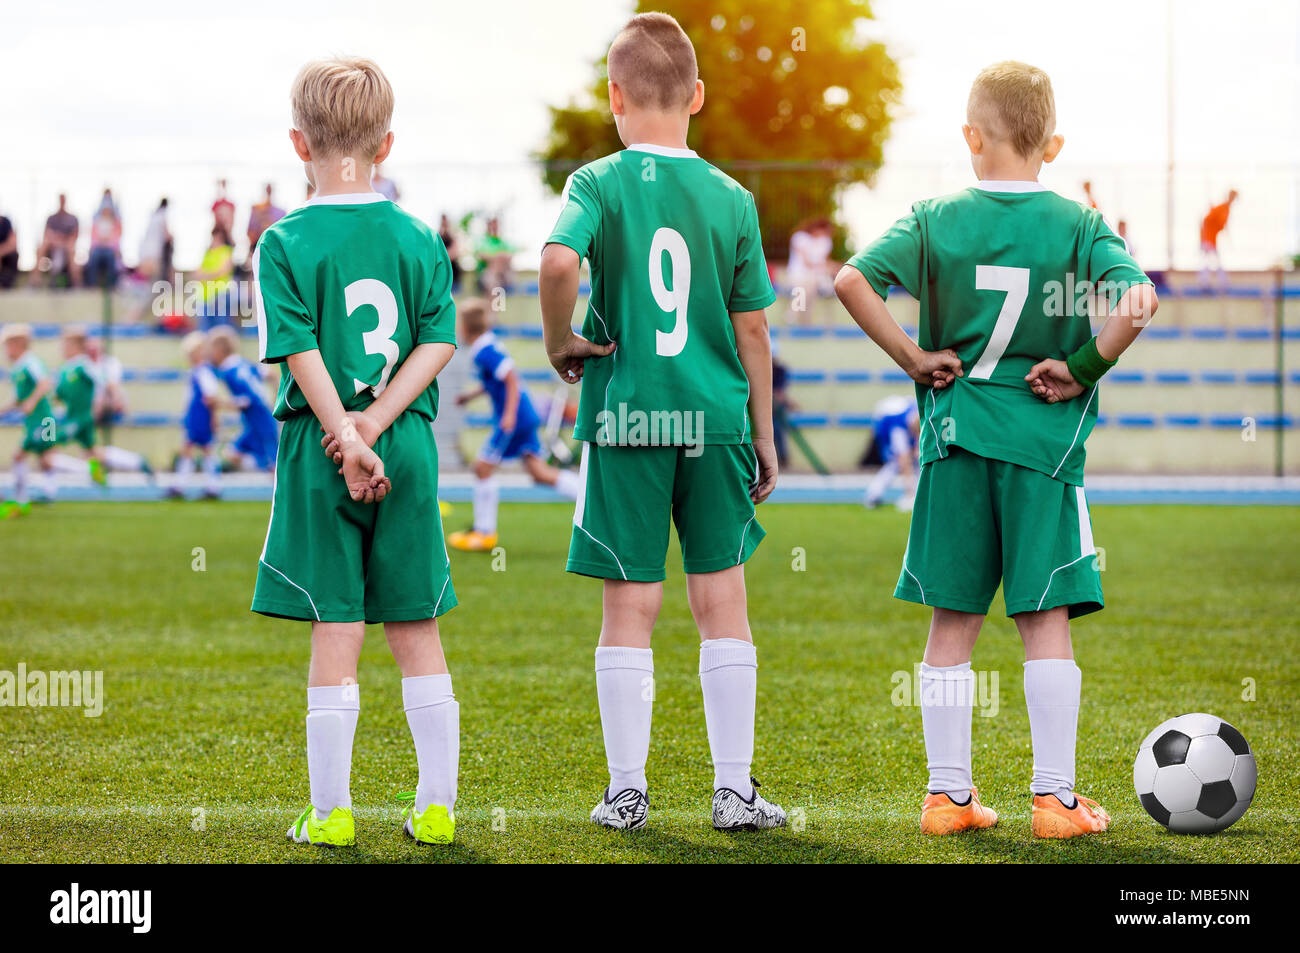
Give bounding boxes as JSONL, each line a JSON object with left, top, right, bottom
{"left": 1024, "top": 659, "right": 1082, "bottom": 800}
{"left": 920, "top": 661, "right": 975, "bottom": 799}
{"left": 177, "top": 456, "right": 196, "bottom": 478}
{"left": 699, "top": 638, "right": 758, "bottom": 797}
{"left": 402, "top": 674, "right": 459, "bottom": 813}
{"left": 102, "top": 445, "right": 146, "bottom": 471}
{"left": 41, "top": 469, "right": 57, "bottom": 501}
{"left": 12, "top": 459, "right": 28, "bottom": 503}
{"left": 202, "top": 453, "right": 221, "bottom": 493}
{"left": 864, "top": 459, "right": 899, "bottom": 506}
{"left": 305, "top": 684, "right": 361, "bottom": 818}
{"left": 553, "top": 469, "right": 581, "bottom": 500}
{"left": 595, "top": 646, "right": 654, "bottom": 796}
{"left": 472, "top": 476, "right": 499, "bottom": 534}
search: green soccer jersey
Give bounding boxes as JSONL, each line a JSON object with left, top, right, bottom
{"left": 56, "top": 356, "right": 98, "bottom": 421}
{"left": 547, "top": 144, "right": 776, "bottom": 446}
{"left": 254, "top": 193, "right": 457, "bottom": 422}
{"left": 11, "top": 351, "right": 53, "bottom": 430}
{"left": 849, "top": 181, "right": 1151, "bottom": 485}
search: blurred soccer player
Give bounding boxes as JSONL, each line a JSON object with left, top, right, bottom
{"left": 53, "top": 325, "right": 106, "bottom": 486}
{"left": 169, "top": 331, "right": 222, "bottom": 500}
{"left": 1, "top": 324, "right": 59, "bottom": 516}
{"left": 862, "top": 394, "right": 919, "bottom": 511}
{"left": 448, "top": 298, "right": 580, "bottom": 552}
{"left": 836, "top": 61, "right": 1158, "bottom": 839}
{"left": 206, "top": 325, "right": 278, "bottom": 472}
{"left": 261, "top": 57, "right": 460, "bottom": 848}
{"left": 541, "top": 12, "right": 787, "bottom": 832}
{"left": 1198, "top": 189, "right": 1238, "bottom": 290}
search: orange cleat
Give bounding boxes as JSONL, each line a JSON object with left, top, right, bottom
{"left": 1032, "top": 792, "right": 1110, "bottom": 839}
{"left": 448, "top": 529, "right": 499, "bottom": 552}
{"left": 920, "top": 787, "right": 998, "bottom": 835}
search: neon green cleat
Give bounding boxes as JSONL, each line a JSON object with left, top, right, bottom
{"left": 398, "top": 792, "right": 455, "bottom": 845}
{"left": 287, "top": 805, "right": 355, "bottom": 847}
{"left": 1, "top": 501, "right": 31, "bottom": 519}
{"left": 88, "top": 458, "right": 107, "bottom": 487}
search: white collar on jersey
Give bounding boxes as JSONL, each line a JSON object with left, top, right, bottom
{"left": 306, "top": 192, "right": 391, "bottom": 206}
{"left": 973, "top": 180, "right": 1047, "bottom": 193}
{"left": 467, "top": 331, "right": 497, "bottom": 358}
{"left": 625, "top": 143, "right": 698, "bottom": 159}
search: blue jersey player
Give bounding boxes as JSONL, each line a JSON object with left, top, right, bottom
{"left": 169, "top": 331, "right": 223, "bottom": 498}
{"left": 864, "top": 394, "right": 919, "bottom": 511}
{"left": 207, "top": 325, "right": 279, "bottom": 472}
{"left": 449, "top": 299, "right": 579, "bottom": 551}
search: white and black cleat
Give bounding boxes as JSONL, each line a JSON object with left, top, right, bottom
{"left": 712, "top": 777, "right": 787, "bottom": 831}
{"left": 590, "top": 787, "right": 649, "bottom": 830}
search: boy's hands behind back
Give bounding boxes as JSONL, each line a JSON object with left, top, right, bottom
{"left": 320, "top": 410, "right": 391, "bottom": 503}
{"left": 750, "top": 436, "right": 779, "bottom": 504}
{"left": 1025, "top": 359, "right": 1085, "bottom": 404}
{"left": 908, "top": 349, "right": 963, "bottom": 390}
{"left": 547, "top": 330, "right": 615, "bottom": 383}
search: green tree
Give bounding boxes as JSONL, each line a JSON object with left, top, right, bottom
{"left": 538, "top": 0, "right": 901, "bottom": 257}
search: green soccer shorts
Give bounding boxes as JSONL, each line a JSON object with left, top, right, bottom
{"left": 895, "top": 447, "right": 1103, "bottom": 618}
{"left": 60, "top": 415, "right": 96, "bottom": 450}
{"left": 252, "top": 411, "right": 457, "bottom": 624}
{"left": 567, "top": 441, "right": 765, "bottom": 582}
{"left": 21, "top": 421, "right": 58, "bottom": 456}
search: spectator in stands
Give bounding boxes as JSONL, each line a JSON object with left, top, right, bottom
{"left": 138, "top": 198, "right": 172, "bottom": 283}
{"left": 785, "top": 217, "right": 835, "bottom": 324}
{"left": 193, "top": 225, "right": 236, "bottom": 328}
{"left": 84, "top": 198, "right": 123, "bottom": 289}
{"left": 246, "top": 184, "right": 285, "bottom": 253}
{"left": 1199, "top": 189, "right": 1239, "bottom": 290}
{"left": 476, "top": 216, "right": 514, "bottom": 293}
{"left": 439, "top": 214, "right": 464, "bottom": 291}
{"left": 1082, "top": 179, "right": 1100, "bottom": 212}
{"left": 0, "top": 209, "right": 17, "bottom": 289}
{"left": 35, "top": 193, "right": 81, "bottom": 287}
{"left": 372, "top": 163, "right": 400, "bottom": 202}
{"left": 211, "top": 179, "right": 235, "bottom": 234}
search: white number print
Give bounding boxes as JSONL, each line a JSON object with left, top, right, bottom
{"left": 649, "top": 227, "right": 691, "bottom": 357}
{"left": 969, "top": 265, "right": 1031, "bottom": 380}
{"left": 344, "top": 278, "right": 400, "bottom": 396}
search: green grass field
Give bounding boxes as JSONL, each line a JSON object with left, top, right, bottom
{"left": 1, "top": 501, "right": 1297, "bottom": 863}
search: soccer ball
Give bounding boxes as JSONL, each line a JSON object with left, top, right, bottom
{"left": 1133, "top": 713, "right": 1256, "bottom": 834}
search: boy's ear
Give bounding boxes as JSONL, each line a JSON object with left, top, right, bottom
{"left": 373, "top": 131, "right": 395, "bottom": 166}
{"left": 689, "top": 79, "right": 705, "bottom": 116}
{"left": 607, "top": 80, "right": 625, "bottom": 116}
{"left": 962, "top": 123, "right": 982, "bottom": 156}
{"left": 289, "top": 129, "right": 312, "bottom": 162}
{"left": 1043, "top": 133, "right": 1064, "bottom": 164}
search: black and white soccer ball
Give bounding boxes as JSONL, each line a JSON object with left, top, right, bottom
{"left": 1133, "top": 713, "right": 1256, "bottom": 834}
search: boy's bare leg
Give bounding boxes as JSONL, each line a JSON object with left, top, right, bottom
{"left": 594, "top": 580, "right": 660, "bottom": 803}
{"left": 687, "top": 566, "right": 760, "bottom": 798}
{"left": 1015, "top": 606, "right": 1081, "bottom": 804}
{"left": 920, "top": 608, "right": 984, "bottom": 801}
{"left": 522, "top": 452, "right": 581, "bottom": 499}
{"left": 304, "top": 622, "right": 364, "bottom": 818}
{"left": 388, "top": 618, "right": 458, "bottom": 815}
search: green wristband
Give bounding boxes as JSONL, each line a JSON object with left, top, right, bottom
{"left": 1065, "top": 336, "right": 1117, "bottom": 389}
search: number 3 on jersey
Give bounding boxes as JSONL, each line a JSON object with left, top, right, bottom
{"left": 650, "top": 227, "right": 690, "bottom": 357}
{"left": 969, "top": 265, "right": 1030, "bottom": 380}
{"left": 345, "top": 278, "right": 400, "bottom": 396}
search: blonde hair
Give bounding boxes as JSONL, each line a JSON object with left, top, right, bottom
{"left": 1, "top": 322, "right": 32, "bottom": 344}
{"left": 181, "top": 331, "right": 207, "bottom": 359}
{"left": 206, "top": 324, "right": 240, "bottom": 356}
{"left": 459, "top": 298, "right": 491, "bottom": 336}
{"left": 291, "top": 56, "right": 394, "bottom": 158}
{"left": 61, "top": 324, "right": 88, "bottom": 344}
{"left": 607, "top": 12, "right": 698, "bottom": 111}
{"left": 967, "top": 61, "right": 1056, "bottom": 159}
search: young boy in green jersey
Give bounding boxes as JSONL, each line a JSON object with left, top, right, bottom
{"left": 540, "top": 12, "right": 786, "bottom": 831}
{"left": 835, "top": 62, "right": 1158, "bottom": 839}
{"left": 252, "top": 57, "right": 461, "bottom": 847}
{"left": 54, "top": 325, "right": 107, "bottom": 486}
{"left": 2, "top": 323, "right": 60, "bottom": 516}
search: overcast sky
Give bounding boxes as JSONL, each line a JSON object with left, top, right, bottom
{"left": 1, "top": 0, "right": 1295, "bottom": 269}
